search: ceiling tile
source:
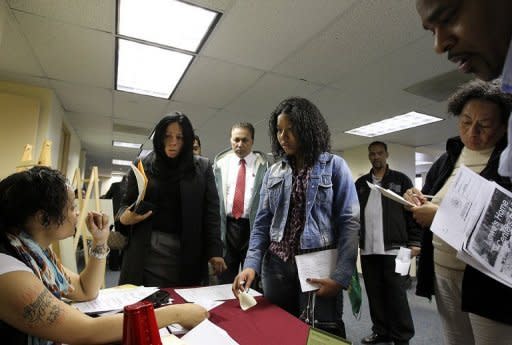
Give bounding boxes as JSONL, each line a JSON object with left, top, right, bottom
{"left": 202, "top": 0, "right": 357, "bottom": 70}
{"left": 225, "top": 73, "right": 323, "bottom": 119}
{"left": 185, "top": 0, "right": 235, "bottom": 12}
{"left": 172, "top": 56, "right": 263, "bottom": 108}
{"left": 0, "top": 71, "right": 50, "bottom": 88}
{"left": 66, "top": 112, "right": 112, "bottom": 136}
{"left": 15, "top": 11, "right": 114, "bottom": 88}
{"left": 50, "top": 80, "right": 112, "bottom": 115}
{"left": 113, "top": 91, "right": 169, "bottom": 123}
{"left": 0, "top": 12, "right": 44, "bottom": 75}
{"left": 330, "top": 35, "right": 455, "bottom": 91}
{"left": 8, "top": 0, "right": 115, "bottom": 32}
{"left": 164, "top": 100, "right": 219, "bottom": 128}
{"left": 273, "top": 1, "right": 424, "bottom": 84}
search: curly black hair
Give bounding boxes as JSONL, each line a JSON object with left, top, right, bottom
{"left": 269, "top": 97, "right": 331, "bottom": 166}
{"left": 0, "top": 166, "right": 69, "bottom": 234}
{"left": 447, "top": 79, "right": 512, "bottom": 124}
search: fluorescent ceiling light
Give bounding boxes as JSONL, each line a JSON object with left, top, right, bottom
{"left": 119, "top": 0, "right": 218, "bottom": 52}
{"left": 112, "top": 171, "right": 128, "bottom": 176}
{"left": 112, "top": 159, "right": 132, "bottom": 166}
{"left": 113, "top": 141, "right": 142, "bottom": 149}
{"left": 117, "top": 39, "right": 193, "bottom": 98}
{"left": 345, "top": 112, "right": 443, "bottom": 137}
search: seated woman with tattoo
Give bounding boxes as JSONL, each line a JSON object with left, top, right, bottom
{"left": 0, "top": 166, "right": 208, "bottom": 345}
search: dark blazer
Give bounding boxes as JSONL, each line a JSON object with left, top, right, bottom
{"left": 117, "top": 152, "right": 222, "bottom": 286}
{"left": 416, "top": 136, "right": 512, "bottom": 324}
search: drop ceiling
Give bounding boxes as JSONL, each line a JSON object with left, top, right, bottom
{"left": 0, "top": 0, "right": 465, "bottom": 176}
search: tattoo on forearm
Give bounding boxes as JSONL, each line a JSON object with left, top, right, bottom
{"left": 22, "top": 289, "right": 61, "bottom": 326}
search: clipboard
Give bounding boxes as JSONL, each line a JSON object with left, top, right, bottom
{"left": 366, "top": 181, "right": 415, "bottom": 207}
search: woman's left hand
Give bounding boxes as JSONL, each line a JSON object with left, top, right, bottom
{"left": 307, "top": 277, "right": 343, "bottom": 297}
{"left": 85, "top": 211, "right": 109, "bottom": 245}
{"left": 209, "top": 257, "right": 227, "bottom": 274}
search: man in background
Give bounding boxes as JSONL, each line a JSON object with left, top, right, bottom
{"left": 355, "top": 141, "right": 420, "bottom": 345}
{"left": 213, "top": 122, "right": 268, "bottom": 285}
{"left": 193, "top": 134, "right": 202, "bottom": 156}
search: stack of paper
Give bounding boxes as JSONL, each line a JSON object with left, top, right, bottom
{"left": 72, "top": 286, "right": 162, "bottom": 314}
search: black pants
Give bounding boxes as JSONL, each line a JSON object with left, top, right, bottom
{"left": 219, "top": 217, "right": 250, "bottom": 284}
{"left": 361, "top": 255, "right": 414, "bottom": 344}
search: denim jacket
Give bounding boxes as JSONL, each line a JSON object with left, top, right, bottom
{"left": 244, "top": 152, "right": 360, "bottom": 287}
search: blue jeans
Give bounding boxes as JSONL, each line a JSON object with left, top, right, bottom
{"left": 261, "top": 251, "right": 345, "bottom": 337}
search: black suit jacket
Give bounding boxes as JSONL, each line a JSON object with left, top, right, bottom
{"left": 117, "top": 152, "right": 222, "bottom": 286}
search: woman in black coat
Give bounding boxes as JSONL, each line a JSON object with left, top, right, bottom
{"left": 404, "top": 80, "right": 512, "bottom": 345}
{"left": 117, "top": 113, "right": 226, "bottom": 287}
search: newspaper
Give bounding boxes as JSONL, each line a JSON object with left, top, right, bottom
{"left": 431, "top": 165, "right": 512, "bottom": 288}
{"left": 463, "top": 183, "right": 512, "bottom": 287}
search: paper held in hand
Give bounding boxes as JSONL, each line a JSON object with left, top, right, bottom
{"left": 130, "top": 160, "right": 148, "bottom": 208}
{"left": 295, "top": 249, "right": 337, "bottom": 292}
{"left": 366, "top": 181, "right": 415, "bottom": 207}
{"left": 431, "top": 165, "right": 512, "bottom": 288}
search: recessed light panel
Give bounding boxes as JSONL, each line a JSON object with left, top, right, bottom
{"left": 345, "top": 112, "right": 443, "bottom": 137}
{"left": 117, "top": 39, "right": 193, "bottom": 98}
{"left": 119, "top": 0, "right": 218, "bottom": 52}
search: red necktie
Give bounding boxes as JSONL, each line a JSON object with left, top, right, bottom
{"left": 232, "top": 159, "right": 246, "bottom": 219}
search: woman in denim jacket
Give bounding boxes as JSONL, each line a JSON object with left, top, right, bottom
{"left": 232, "top": 97, "right": 360, "bottom": 337}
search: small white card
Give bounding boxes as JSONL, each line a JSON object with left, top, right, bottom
{"left": 395, "top": 247, "right": 411, "bottom": 276}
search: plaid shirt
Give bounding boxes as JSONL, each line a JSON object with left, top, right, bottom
{"left": 269, "top": 165, "right": 310, "bottom": 262}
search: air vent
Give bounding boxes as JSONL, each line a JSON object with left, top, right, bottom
{"left": 404, "top": 70, "right": 474, "bottom": 102}
{"left": 113, "top": 123, "right": 151, "bottom": 136}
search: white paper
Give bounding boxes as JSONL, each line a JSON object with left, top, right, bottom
{"left": 72, "top": 286, "right": 159, "bottom": 313}
{"left": 175, "top": 284, "right": 261, "bottom": 303}
{"left": 366, "top": 181, "right": 415, "bottom": 207}
{"left": 161, "top": 332, "right": 188, "bottom": 345}
{"left": 238, "top": 291, "right": 257, "bottom": 311}
{"left": 431, "top": 166, "right": 492, "bottom": 249}
{"left": 394, "top": 247, "right": 411, "bottom": 276}
{"left": 295, "top": 249, "right": 337, "bottom": 292}
{"left": 181, "top": 319, "right": 239, "bottom": 345}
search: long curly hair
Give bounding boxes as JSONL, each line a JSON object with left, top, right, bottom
{"left": 269, "top": 97, "right": 331, "bottom": 166}
{"left": 0, "top": 166, "right": 69, "bottom": 234}
{"left": 447, "top": 79, "right": 512, "bottom": 124}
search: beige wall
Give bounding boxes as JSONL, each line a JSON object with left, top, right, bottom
{"left": 342, "top": 142, "right": 416, "bottom": 182}
{"left": 0, "top": 81, "right": 82, "bottom": 180}
{"left": 0, "top": 92, "right": 40, "bottom": 177}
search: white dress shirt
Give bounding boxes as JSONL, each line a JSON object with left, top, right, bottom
{"left": 226, "top": 152, "right": 257, "bottom": 219}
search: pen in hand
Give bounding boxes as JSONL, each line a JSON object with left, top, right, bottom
{"left": 413, "top": 194, "right": 435, "bottom": 199}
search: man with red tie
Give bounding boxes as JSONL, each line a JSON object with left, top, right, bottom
{"left": 214, "top": 123, "right": 269, "bottom": 285}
